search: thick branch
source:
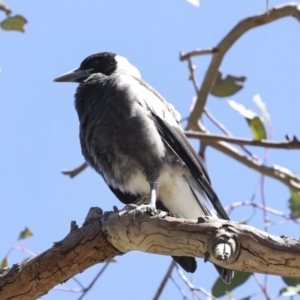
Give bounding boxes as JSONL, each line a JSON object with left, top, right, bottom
{"left": 1, "top": 207, "right": 300, "bottom": 299}
{"left": 185, "top": 2, "right": 300, "bottom": 129}
{"left": 185, "top": 131, "right": 300, "bottom": 149}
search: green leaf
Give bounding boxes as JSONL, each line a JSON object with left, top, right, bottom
{"left": 288, "top": 190, "right": 300, "bottom": 219}
{"left": 253, "top": 94, "right": 271, "bottom": 123}
{"left": 228, "top": 100, "right": 266, "bottom": 140}
{"left": 0, "top": 15, "right": 27, "bottom": 32}
{"left": 280, "top": 285, "right": 300, "bottom": 297}
{"left": 20, "top": 257, "right": 30, "bottom": 265}
{"left": 0, "top": 257, "right": 8, "bottom": 268}
{"left": 0, "top": 0, "right": 11, "bottom": 15}
{"left": 239, "top": 217, "right": 251, "bottom": 225}
{"left": 210, "top": 71, "right": 246, "bottom": 97}
{"left": 18, "top": 227, "right": 33, "bottom": 241}
{"left": 211, "top": 271, "right": 252, "bottom": 298}
{"left": 282, "top": 276, "right": 300, "bottom": 287}
{"left": 247, "top": 116, "right": 267, "bottom": 140}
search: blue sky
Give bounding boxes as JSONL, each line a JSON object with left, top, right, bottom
{"left": 1, "top": 1, "right": 300, "bottom": 299}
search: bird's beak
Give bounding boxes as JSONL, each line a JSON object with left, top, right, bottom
{"left": 54, "top": 68, "right": 93, "bottom": 82}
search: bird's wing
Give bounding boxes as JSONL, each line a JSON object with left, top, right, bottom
{"left": 132, "top": 75, "right": 230, "bottom": 221}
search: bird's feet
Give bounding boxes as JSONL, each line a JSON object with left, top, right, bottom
{"left": 124, "top": 203, "right": 159, "bottom": 219}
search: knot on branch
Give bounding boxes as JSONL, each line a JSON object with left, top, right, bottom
{"left": 207, "top": 227, "right": 239, "bottom": 265}
{"left": 83, "top": 207, "right": 103, "bottom": 226}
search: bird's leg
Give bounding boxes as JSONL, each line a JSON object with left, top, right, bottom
{"left": 132, "top": 168, "right": 159, "bottom": 217}
{"left": 149, "top": 181, "right": 158, "bottom": 208}
{"left": 145, "top": 167, "right": 159, "bottom": 209}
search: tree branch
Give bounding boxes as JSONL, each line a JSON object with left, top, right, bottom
{"left": 180, "top": 48, "right": 218, "bottom": 60}
{"left": 209, "top": 137, "right": 300, "bottom": 193}
{"left": 62, "top": 162, "right": 88, "bottom": 178}
{"left": 1, "top": 206, "right": 300, "bottom": 299}
{"left": 184, "top": 2, "right": 300, "bottom": 129}
{"left": 185, "top": 131, "right": 300, "bottom": 149}
{"left": 153, "top": 260, "right": 176, "bottom": 300}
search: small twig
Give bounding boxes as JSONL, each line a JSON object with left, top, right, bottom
{"left": 72, "top": 276, "right": 85, "bottom": 290}
{"left": 187, "top": 58, "right": 199, "bottom": 92}
{"left": 253, "top": 273, "right": 271, "bottom": 300}
{"left": 153, "top": 260, "right": 176, "bottom": 300}
{"left": 260, "top": 175, "right": 269, "bottom": 233}
{"left": 203, "top": 108, "right": 255, "bottom": 158}
{"left": 170, "top": 276, "right": 189, "bottom": 300}
{"left": 208, "top": 134, "right": 300, "bottom": 193}
{"left": 62, "top": 162, "right": 88, "bottom": 178}
{"left": 77, "top": 262, "right": 110, "bottom": 300}
{"left": 260, "top": 113, "right": 274, "bottom": 233}
{"left": 177, "top": 267, "right": 217, "bottom": 300}
{"left": 53, "top": 286, "right": 82, "bottom": 293}
{"left": 184, "top": 131, "right": 300, "bottom": 149}
{"left": 180, "top": 48, "right": 218, "bottom": 61}
{"left": 225, "top": 200, "right": 300, "bottom": 225}
{"left": 5, "top": 245, "right": 37, "bottom": 260}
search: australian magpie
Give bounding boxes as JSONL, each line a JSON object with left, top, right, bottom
{"left": 54, "top": 52, "right": 233, "bottom": 283}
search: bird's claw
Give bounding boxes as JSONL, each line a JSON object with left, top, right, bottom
{"left": 123, "top": 203, "right": 158, "bottom": 220}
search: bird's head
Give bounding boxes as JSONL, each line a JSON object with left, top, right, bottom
{"left": 54, "top": 52, "right": 141, "bottom": 83}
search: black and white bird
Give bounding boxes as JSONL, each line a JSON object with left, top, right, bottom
{"left": 54, "top": 52, "right": 233, "bottom": 283}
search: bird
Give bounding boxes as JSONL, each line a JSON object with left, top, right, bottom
{"left": 54, "top": 52, "right": 234, "bottom": 283}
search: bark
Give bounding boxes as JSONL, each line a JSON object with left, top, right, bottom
{"left": 1, "top": 206, "right": 300, "bottom": 299}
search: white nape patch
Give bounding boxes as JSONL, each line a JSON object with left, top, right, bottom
{"left": 115, "top": 55, "right": 141, "bottom": 78}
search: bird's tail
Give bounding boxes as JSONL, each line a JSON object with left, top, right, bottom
{"left": 214, "top": 265, "right": 234, "bottom": 284}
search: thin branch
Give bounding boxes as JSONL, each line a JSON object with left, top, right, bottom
{"left": 177, "top": 267, "right": 217, "bottom": 300}
{"left": 225, "top": 200, "right": 300, "bottom": 225}
{"left": 186, "top": 3, "right": 300, "bottom": 129}
{"left": 180, "top": 48, "right": 218, "bottom": 60}
{"left": 62, "top": 162, "right": 88, "bottom": 178}
{"left": 53, "top": 286, "right": 82, "bottom": 293}
{"left": 187, "top": 58, "right": 199, "bottom": 92}
{"left": 185, "top": 132, "right": 300, "bottom": 149}
{"left": 170, "top": 276, "right": 189, "bottom": 300}
{"left": 77, "top": 262, "right": 110, "bottom": 300}
{"left": 153, "top": 260, "right": 176, "bottom": 300}
{"left": 72, "top": 276, "right": 85, "bottom": 290}
{"left": 252, "top": 273, "right": 271, "bottom": 300}
{"left": 210, "top": 139, "right": 300, "bottom": 193}
{"left": 260, "top": 175, "right": 269, "bottom": 232}
{"left": 203, "top": 108, "right": 255, "bottom": 158}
